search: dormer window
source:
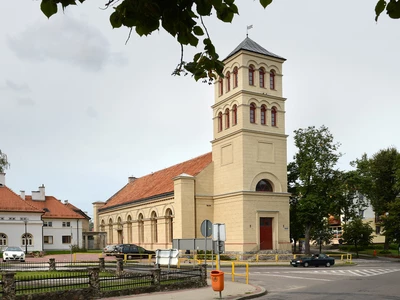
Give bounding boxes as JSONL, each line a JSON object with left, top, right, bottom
{"left": 270, "top": 70, "right": 276, "bottom": 90}
{"left": 226, "top": 72, "right": 231, "bottom": 92}
{"left": 250, "top": 103, "right": 256, "bottom": 124}
{"left": 233, "top": 67, "right": 238, "bottom": 88}
{"left": 249, "top": 65, "right": 255, "bottom": 86}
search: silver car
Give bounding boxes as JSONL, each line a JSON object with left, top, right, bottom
{"left": 2, "top": 246, "right": 26, "bottom": 262}
{"left": 103, "top": 244, "right": 120, "bottom": 256}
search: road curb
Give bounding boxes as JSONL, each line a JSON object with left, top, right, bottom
{"left": 236, "top": 285, "right": 267, "bottom": 300}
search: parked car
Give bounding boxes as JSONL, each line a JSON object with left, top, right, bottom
{"left": 103, "top": 244, "right": 120, "bottom": 256}
{"left": 2, "top": 246, "right": 26, "bottom": 262}
{"left": 290, "top": 253, "right": 335, "bottom": 267}
{"left": 114, "top": 244, "right": 155, "bottom": 259}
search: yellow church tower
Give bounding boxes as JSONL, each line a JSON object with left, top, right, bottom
{"left": 211, "top": 37, "right": 291, "bottom": 252}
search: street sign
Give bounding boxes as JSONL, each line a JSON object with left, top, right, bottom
{"left": 212, "top": 223, "right": 226, "bottom": 241}
{"left": 201, "top": 219, "right": 213, "bottom": 237}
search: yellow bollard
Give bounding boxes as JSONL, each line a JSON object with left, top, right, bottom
{"left": 246, "top": 263, "right": 249, "bottom": 284}
{"left": 275, "top": 254, "right": 278, "bottom": 262}
{"left": 232, "top": 262, "right": 235, "bottom": 282}
{"left": 73, "top": 253, "right": 76, "bottom": 262}
{"left": 256, "top": 254, "right": 259, "bottom": 263}
{"left": 294, "top": 254, "right": 297, "bottom": 259}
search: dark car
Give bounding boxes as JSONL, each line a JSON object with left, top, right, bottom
{"left": 114, "top": 244, "right": 155, "bottom": 259}
{"left": 290, "top": 253, "right": 335, "bottom": 267}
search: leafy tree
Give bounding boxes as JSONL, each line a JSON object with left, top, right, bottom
{"left": 342, "top": 217, "right": 374, "bottom": 258}
{"left": 38, "top": 0, "right": 397, "bottom": 84}
{"left": 382, "top": 200, "right": 400, "bottom": 244}
{"left": 310, "top": 219, "right": 334, "bottom": 254}
{"left": 352, "top": 147, "right": 400, "bottom": 250}
{"left": 289, "top": 125, "right": 342, "bottom": 254}
{"left": 0, "top": 150, "right": 10, "bottom": 173}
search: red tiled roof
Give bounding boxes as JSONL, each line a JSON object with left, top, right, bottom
{"left": 101, "top": 152, "right": 212, "bottom": 210}
{"left": 24, "top": 196, "right": 85, "bottom": 219}
{"left": 328, "top": 215, "right": 341, "bottom": 225}
{"left": 0, "top": 186, "right": 43, "bottom": 213}
{"left": 65, "top": 202, "right": 90, "bottom": 220}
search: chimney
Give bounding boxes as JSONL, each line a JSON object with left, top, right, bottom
{"left": 20, "top": 190, "right": 25, "bottom": 200}
{"left": 32, "top": 184, "right": 46, "bottom": 201}
{"left": 64, "top": 200, "right": 69, "bottom": 204}
{"left": 128, "top": 176, "right": 137, "bottom": 183}
{"left": 0, "top": 173, "right": 5, "bottom": 186}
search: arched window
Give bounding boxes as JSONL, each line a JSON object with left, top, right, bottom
{"left": 232, "top": 105, "right": 237, "bottom": 126}
{"left": 151, "top": 211, "right": 158, "bottom": 244}
{"left": 108, "top": 218, "right": 113, "bottom": 244}
{"left": 248, "top": 65, "right": 255, "bottom": 86}
{"left": 259, "top": 68, "right": 265, "bottom": 88}
{"left": 250, "top": 103, "right": 256, "bottom": 124}
{"left": 256, "top": 179, "right": 273, "bottom": 192}
{"left": 21, "top": 233, "right": 33, "bottom": 246}
{"left": 218, "top": 112, "right": 223, "bottom": 132}
{"left": 271, "top": 106, "right": 277, "bottom": 127}
{"left": 219, "top": 78, "right": 223, "bottom": 95}
{"left": 233, "top": 67, "right": 238, "bottom": 88}
{"left": 270, "top": 70, "right": 276, "bottom": 90}
{"left": 127, "top": 215, "right": 132, "bottom": 243}
{"left": 0, "top": 233, "right": 7, "bottom": 246}
{"left": 165, "top": 209, "right": 173, "bottom": 243}
{"left": 261, "top": 105, "right": 267, "bottom": 125}
{"left": 138, "top": 213, "right": 144, "bottom": 245}
{"left": 225, "top": 108, "right": 230, "bottom": 129}
{"left": 226, "top": 72, "right": 230, "bottom": 92}
{"left": 100, "top": 220, "right": 105, "bottom": 232}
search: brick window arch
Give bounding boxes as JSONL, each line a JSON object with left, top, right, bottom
{"left": 250, "top": 103, "right": 256, "bottom": 124}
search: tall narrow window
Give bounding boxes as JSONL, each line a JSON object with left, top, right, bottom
{"left": 218, "top": 112, "right": 223, "bottom": 132}
{"left": 0, "top": 233, "right": 7, "bottom": 246}
{"left": 138, "top": 214, "right": 144, "bottom": 245}
{"left": 151, "top": 211, "right": 158, "bottom": 244}
{"left": 165, "top": 209, "right": 173, "bottom": 243}
{"left": 108, "top": 218, "right": 113, "bottom": 244}
{"left": 248, "top": 65, "right": 255, "bottom": 86}
{"left": 225, "top": 108, "right": 230, "bottom": 129}
{"left": 261, "top": 105, "right": 266, "bottom": 125}
{"left": 226, "top": 72, "right": 231, "bottom": 92}
{"left": 232, "top": 105, "right": 237, "bottom": 126}
{"left": 219, "top": 78, "right": 223, "bottom": 95}
{"left": 21, "top": 233, "right": 33, "bottom": 246}
{"left": 250, "top": 103, "right": 256, "bottom": 124}
{"left": 271, "top": 106, "right": 277, "bottom": 127}
{"left": 259, "top": 68, "right": 265, "bottom": 88}
{"left": 270, "top": 70, "right": 276, "bottom": 90}
{"left": 127, "top": 215, "right": 132, "bottom": 243}
{"left": 233, "top": 67, "right": 238, "bottom": 88}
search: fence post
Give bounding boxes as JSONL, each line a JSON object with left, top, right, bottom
{"left": 116, "top": 258, "right": 124, "bottom": 276}
{"left": 151, "top": 267, "right": 161, "bottom": 287}
{"left": 88, "top": 267, "right": 100, "bottom": 298}
{"left": 200, "top": 264, "right": 207, "bottom": 285}
{"left": 98, "top": 257, "right": 105, "bottom": 272}
{"left": 2, "top": 272, "right": 16, "bottom": 300}
{"left": 49, "top": 258, "right": 56, "bottom": 271}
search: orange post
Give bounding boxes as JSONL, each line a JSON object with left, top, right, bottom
{"left": 373, "top": 250, "right": 377, "bottom": 257}
{"left": 210, "top": 270, "right": 224, "bottom": 292}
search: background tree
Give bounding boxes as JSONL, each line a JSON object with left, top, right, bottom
{"left": 288, "top": 125, "right": 342, "bottom": 254}
{"left": 310, "top": 219, "right": 334, "bottom": 254}
{"left": 38, "top": 0, "right": 398, "bottom": 84}
{"left": 342, "top": 217, "right": 374, "bottom": 258}
{"left": 381, "top": 200, "right": 400, "bottom": 245}
{"left": 0, "top": 150, "right": 10, "bottom": 173}
{"left": 352, "top": 147, "right": 400, "bottom": 250}
{"left": 288, "top": 162, "right": 304, "bottom": 253}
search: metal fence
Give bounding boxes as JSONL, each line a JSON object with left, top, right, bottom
{"left": 160, "top": 267, "right": 204, "bottom": 282}
{"left": 15, "top": 271, "right": 89, "bottom": 295}
{"left": 100, "top": 272, "right": 153, "bottom": 291}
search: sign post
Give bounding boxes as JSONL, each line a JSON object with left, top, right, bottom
{"left": 200, "top": 220, "right": 213, "bottom": 265}
{"left": 212, "top": 223, "right": 226, "bottom": 270}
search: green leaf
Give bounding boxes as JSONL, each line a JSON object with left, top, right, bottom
{"left": 41, "top": 0, "right": 58, "bottom": 18}
{"left": 375, "top": 0, "right": 387, "bottom": 21}
{"left": 196, "top": 0, "right": 212, "bottom": 15}
{"left": 110, "top": 11, "right": 123, "bottom": 29}
{"left": 386, "top": 0, "right": 400, "bottom": 19}
{"left": 260, "top": 0, "right": 273, "bottom": 9}
{"left": 193, "top": 26, "right": 204, "bottom": 36}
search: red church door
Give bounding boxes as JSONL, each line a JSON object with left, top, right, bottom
{"left": 260, "top": 217, "right": 273, "bottom": 250}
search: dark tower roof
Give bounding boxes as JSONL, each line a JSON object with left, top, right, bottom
{"left": 225, "top": 37, "right": 286, "bottom": 61}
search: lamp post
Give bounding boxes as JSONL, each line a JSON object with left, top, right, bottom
{"left": 23, "top": 218, "right": 29, "bottom": 254}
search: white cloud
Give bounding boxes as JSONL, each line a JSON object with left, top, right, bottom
{"left": 4, "top": 80, "right": 31, "bottom": 92}
{"left": 7, "top": 14, "right": 126, "bottom": 71}
{"left": 16, "top": 97, "right": 35, "bottom": 106}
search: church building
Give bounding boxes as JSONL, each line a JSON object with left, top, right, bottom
{"left": 93, "top": 37, "right": 291, "bottom": 253}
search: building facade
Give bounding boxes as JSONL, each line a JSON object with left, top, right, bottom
{"left": 93, "top": 37, "right": 291, "bottom": 253}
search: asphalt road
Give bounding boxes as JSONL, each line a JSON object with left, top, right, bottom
{"left": 225, "top": 258, "right": 400, "bottom": 300}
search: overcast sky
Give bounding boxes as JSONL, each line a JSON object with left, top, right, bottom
{"left": 1, "top": 0, "right": 399, "bottom": 217}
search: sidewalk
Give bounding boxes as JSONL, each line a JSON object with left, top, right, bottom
{"left": 99, "top": 279, "right": 267, "bottom": 300}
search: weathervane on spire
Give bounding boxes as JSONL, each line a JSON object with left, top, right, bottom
{"left": 246, "top": 25, "right": 253, "bottom": 37}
